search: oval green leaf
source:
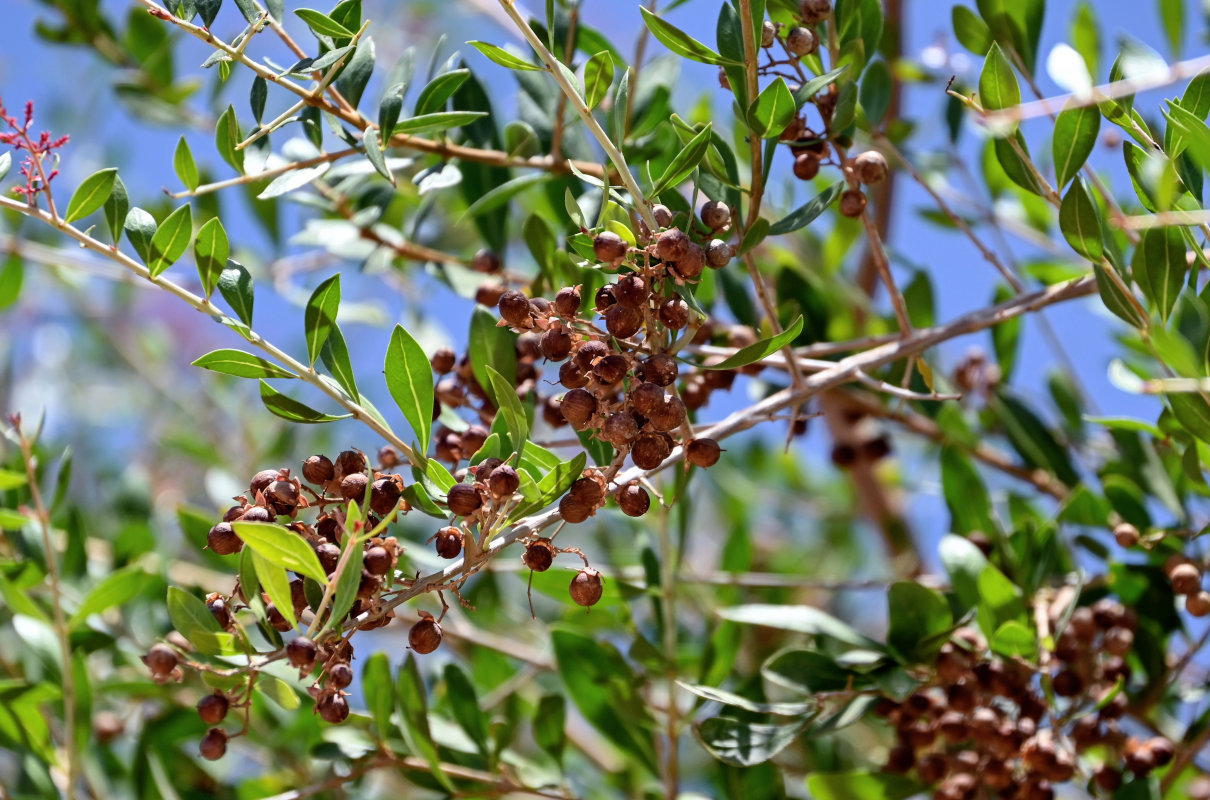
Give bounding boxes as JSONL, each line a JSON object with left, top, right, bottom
{"left": 148, "top": 203, "right": 193, "bottom": 277}
{"left": 64, "top": 168, "right": 118, "bottom": 224}
{"left": 192, "top": 349, "right": 295, "bottom": 380}
{"left": 385, "top": 325, "right": 435, "bottom": 452}
{"left": 232, "top": 520, "right": 328, "bottom": 583}
{"left": 701, "top": 316, "right": 804, "bottom": 370}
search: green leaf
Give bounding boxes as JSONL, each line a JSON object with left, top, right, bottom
{"left": 469, "top": 305, "right": 516, "bottom": 406}
{"left": 250, "top": 75, "right": 267, "bottom": 123}
{"left": 747, "top": 78, "right": 796, "bottom": 139}
{"left": 414, "top": 69, "right": 470, "bottom": 116}
{"left": 193, "top": 217, "right": 229, "bottom": 298}
{"left": 320, "top": 325, "right": 359, "bottom": 402}
{"left": 63, "top": 168, "right": 117, "bottom": 223}
{"left": 701, "top": 316, "right": 804, "bottom": 370}
{"left": 148, "top": 204, "right": 193, "bottom": 277}
{"left": 1160, "top": 0, "right": 1184, "bottom": 57}
{"left": 390, "top": 111, "right": 489, "bottom": 136}
{"left": 678, "top": 681, "right": 815, "bottom": 716}
{"left": 534, "top": 694, "right": 566, "bottom": 765}
{"left": 1133, "top": 225, "right": 1187, "bottom": 322}
{"left": 886, "top": 582, "right": 953, "bottom": 663}
{"left": 385, "top": 325, "right": 435, "bottom": 453}
{"left": 252, "top": 549, "right": 296, "bottom": 629}
{"left": 992, "top": 391, "right": 1080, "bottom": 486}
{"left": 0, "top": 152, "right": 9, "bottom": 181}
{"left": 793, "top": 66, "right": 849, "bottom": 108}
{"left": 378, "top": 82, "right": 405, "bottom": 140}
{"left": 1058, "top": 177, "right": 1103, "bottom": 261}
{"left": 327, "top": 522, "right": 365, "bottom": 629}
{"left": 0, "top": 257, "right": 22, "bottom": 311}
{"left": 231, "top": 521, "right": 328, "bottom": 583}
{"left": 215, "top": 105, "right": 244, "bottom": 173}
{"left": 444, "top": 664, "right": 489, "bottom": 757}
{"left": 510, "top": 452, "right": 587, "bottom": 520}
{"left": 192, "top": 349, "right": 294, "bottom": 380}
{"left": 218, "top": 260, "right": 254, "bottom": 325}
{"left": 653, "top": 123, "right": 713, "bottom": 194}
{"left": 1052, "top": 103, "right": 1100, "bottom": 189}
{"left": 0, "top": 470, "right": 27, "bottom": 490}
{"left": 769, "top": 181, "right": 844, "bottom": 235}
{"left": 1071, "top": 2, "right": 1100, "bottom": 77}
{"left": 258, "top": 380, "right": 351, "bottom": 424}
{"left": 952, "top": 6, "right": 993, "bottom": 54}
{"left": 860, "top": 60, "right": 892, "bottom": 126}
{"left": 583, "top": 50, "right": 614, "bottom": 110}
{"left": 173, "top": 137, "right": 199, "bottom": 191}
{"left": 640, "top": 7, "right": 737, "bottom": 66}
{"left": 977, "top": 564, "right": 1027, "bottom": 633}
{"left": 467, "top": 41, "right": 544, "bottom": 71}
{"left": 485, "top": 366, "right": 528, "bottom": 450}
{"left": 717, "top": 604, "right": 882, "bottom": 649}
{"left": 363, "top": 132, "right": 393, "bottom": 184}
{"left": 124, "top": 207, "right": 156, "bottom": 263}
{"left": 806, "top": 773, "right": 925, "bottom": 800}
{"left": 294, "top": 8, "right": 354, "bottom": 38}
{"left": 990, "top": 620, "right": 1037, "bottom": 659}
{"left": 397, "top": 655, "right": 456, "bottom": 791}
{"left": 979, "top": 42, "right": 1021, "bottom": 114}
{"left": 695, "top": 717, "right": 807, "bottom": 767}
{"left": 167, "top": 587, "right": 233, "bottom": 654}
{"left": 303, "top": 274, "right": 341, "bottom": 366}
{"left": 363, "top": 652, "right": 392, "bottom": 741}
{"left": 103, "top": 174, "right": 128, "bottom": 245}
{"left": 69, "top": 566, "right": 147, "bottom": 628}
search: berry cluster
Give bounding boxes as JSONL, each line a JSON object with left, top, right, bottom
{"left": 1111, "top": 523, "right": 1210, "bottom": 617}
{"left": 880, "top": 602, "right": 1172, "bottom": 799}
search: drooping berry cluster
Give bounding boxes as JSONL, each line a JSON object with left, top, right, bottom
{"left": 879, "top": 602, "right": 1172, "bottom": 799}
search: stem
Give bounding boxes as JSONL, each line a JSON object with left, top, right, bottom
{"left": 737, "top": 0, "right": 764, "bottom": 225}
{"left": 548, "top": 3, "right": 579, "bottom": 162}
{"left": 658, "top": 507, "right": 679, "bottom": 799}
{"left": 495, "top": 0, "right": 659, "bottom": 234}
{"left": 169, "top": 147, "right": 360, "bottom": 199}
{"left": 16, "top": 422, "right": 77, "bottom": 799}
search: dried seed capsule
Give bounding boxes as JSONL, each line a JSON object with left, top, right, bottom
{"left": 648, "top": 396, "right": 687, "bottom": 432}
{"left": 614, "top": 274, "right": 648, "bottom": 308}
{"left": 340, "top": 472, "right": 369, "bottom": 502}
{"left": 1113, "top": 521, "right": 1140, "bottom": 547}
{"left": 555, "top": 286, "right": 581, "bottom": 316}
{"left": 144, "top": 644, "right": 179, "bottom": 678}
{"left": 315, "top": 541, "right": 341, "bottom": 574}
{"left": 290, "top": 578, "right": 308, "bottom": 616}
{"left": 705, "top": 239, "right": 731, "bottom": 268}
{"left": 799, "top": 0, "right": 831, "bottom": 24}
{"left": 357, "top": 571, "right": 383, "bottom": 599}
{"left": 570, "top": 568, "right": 604, "bottom": 607}
{"left": 659, "top": 297, "right": 690, "bottom": 330}
{"left": 461, "top": 425, "right": 489, "bottom": 457}
{"left": 430, "top": 346, "right": 456, "bottom": 374}
{"left": 575, "top": 339, "right": 609, "bottom": 371}
{"left": 328, "top": 662, "right": 353, "bottom": 689}
{"left": 197, "top": 693, "right": 229, "bottom": 725}
{"left": 561, "top": 388, "right": 598, "bottom": 429}
{"left": 700, "top": 200, "right": 731, "bottom": 230}
{"left": 602, "top": 412, "right": 640, "bottom": 446}
{"left": 558, "top": 494, "right": 592, "bottom": 523}
{"left": 302, "top": 454, "right": 335, "bottom": 484}
{"left": 853, "top": 150, "right": 888, "bottom": 185}
{"left": 615, "top": 482, "right": 650, "bottom": 517}
{"left": 1187, "top": 591, "right": 1210, "bottom": 617}
{"left": 498, "top": 290, "right": 532, "bottom": 326}
{"left": 686, "top": 438, "right": 722, "bottom": 467}
{"left": 594, "top": 284, "right": 617, "bottom": 312}
{"left": 568, "top": 476, "right": 605, "bottom": 506}
{"left": 1169, "top": 562, "right": 1202, "bottom": 595}
{"left": 542, "top": 395, "right": 566, "bottom": 428}
{"left": 672, "top": 243, "right": 705, "bottom": 279}
{"left": 632, "top": 382, "right": 665, "bottom": 417}
{"left": 652, "top": 204, "right": 674, "bottom": 228}
{"left": 760, "top": 19, "right": 776, "bottom": 47}
{"left": 199, "top": 728, "right": 228, "bottom": 760}
{"left": 370, "top": 477, "right": 401, "bottom": 515}
{"left": 287, "top": 637, "right": 318, "bottom": 669}
{"left": 793, "top": 152, "right": 820, "bottom": 180}
{"left": 250, "top": 469, "right": 278, "bottom": 496}
{"left": 605, "top": 304, "right": 643, "bottom": 338}
{"left": 656, "top": 228, "right": 690, "bottom": 262}
{"left": 523, "top": 538, "right": 557, "bottom": 572}
{"left": 239, "top": 505, "right": 272, "bottom": 523}
{"left": 1104, "top": 626, "right": 1134, "bottom": 655}
{"left": 446, "top": 484, "right": 483, "bottom": 516}
{"left": 208, "top": 522, "right": 242, "bottom": 555}
{"left": 643, "top": 354, "right": 679, "bottom": 386}
{"left": 434, "top": 526, "right": 463, "bottom": 559}
{"left": 207, "top": 596, "right": 231, "bottom": 628}
{"left": 471, "top": 248, "right": 501, "bottom": 273}
{"left": 593, "top": 231, "right": 628, "bottom": 263}
{"left": 409, "top": 618, "right": 442, "bottom": 654}
{"left": 1146, "top": 736, "right": 1175, "bottom": 767}
{"left": 1052, "top": 669, "right": 1083, "bottom": 697}
{"left": 632, "top": 433, "right": 671, "bottom": 469}
{"left": 317, "top": 692, "right": 350, "bottom": 723}
{"left": 364, "top": 545, "right": 391, "bottom": 576}
{"left": 541, "top": 328, "right": 573, "bottom": 361}
{"left": 786, "top": 26, "right": 817, "bottom": 56}
{"left": 559, "top": 361, "right": 590, "bottom": 389}
{"left": 265, "top": 602, "right": 293, "bottom": 632}
{"left": 593, "top": 354, "right": 630, "bottom": 386}
{"left": 335, "top": 450, "right": 367, "bottom": 479}
{"left": 839, "top": 188, "right": 866, "bottom": 217}
{"left": 488, "top": 465, "right": 520, "bottom": 499}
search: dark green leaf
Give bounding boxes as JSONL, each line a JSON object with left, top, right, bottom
{"left": 769, "top": 180, "right": 844, "bottom": 234}
{"left": 194, "top": 217, "right": 229, "bottom": 298}
{"left": 414, "top": 69, "right": 470, "bottom": 116}
{"left": 695, "top": 717, "right": 806, "bottom": 767}
{"left": 485, "top": 365, "right": 528, "bottom": 450}
{"left": 717, "top": 604, "right": 882, "bottom": 649}
{"left": 469, "top": 305, "right": 516, "bottom": 406}
{"left": 218, "top": 259, "right": 254, "bottom": 325}
{"left": 258, "top": 380, "right": 350, "bottom": 424}
{"left": 793, "top": 66, "right": 848, "bottom": 108}
{"left": 378, "top": 82, "right": 405, "bottom": 139}
{"left": 860, "top": 60, "right": 892, "bottom": 126}
{"left": 1133, "top": 225, "right": 1187, "bottom": 322}
{"left": 363, "top": 652, "right": 392, "bottom": 741}
{"left": 390, "top": 111, "right": 489, "bottom": 136}
{"left": 886, "top": 582, "right": 952, "bottom": 663}
{"left": 231, "top": 521, "right": 328, "bottom": 583}
{"left": 992, "top": 391, "right": 1080, "bottom": 486}
{"left": 534, "top": 694, "right": 566, "bottom": 765}
{"left": 640, "top": 7, "right": 737, "bottom": 66}
{"left": 167, "top": 587, "right": 233, "bottom": 654}
{"left": 467, "top": 41, "right": 544, "bottom": 71}
{"left": 294, "top": 8, "right": 354, "bottom": 38}
{"left": 250, "top": 75, "right": 267, "bottom": 123}
{"left": 1059, "top": 177, "right": 1103, "bottom": 261}
{"left": 304, "top": 274, "right": 341, "bottom": 366}
{"left": 252, "top": 550, "right": 296, "bottom": 629}
{"left": 192, "top": 349, "right": 294, "bottom": 380}
{"left": 397, "top": 655, "right": 455, "bottom": 791}
{"left": 148, "top": 204, "right": 193, "bottom": 277}
{"left": 173, "top": 137, "right": 199, "bottom": 191}
{"left": 444, "top": 664, "right": 489, "bottom": 756}
{"left": 64, "top": 168, "right": 117, "bottom": 224}
{"left": 215, "top": 105, "right": 244, "bottom": 173}
{"left": 0, "top": 257, "right": 22, "bottom": 311}
{"left": 385, "top": 325, "right": 435, "bottom": 453}
{"left": 103, "top": 174, "right": 128, "bottom": 244}
{"left": 335, "top": 36, "right": 374, "bottom": 107}
{"left": 952, "top": 6, "right": 993, "bottom": 53}
{"left": 653, "top": 123, "right": 713, "bottom": 194}
{"left": 326, "top": 512, "right": 364, "bottom": 629}
{"left": 1052, "top": 104, "right": 1100, "bottom": 189}
{"left": 69, "top": 565, "right": 147, "bottom": 627}
{"left": 320, "top": 325, "right": 359, "bottom": 402}
{"left": 747, "top": 78, "right": 796, "bottom": 139}
{"left": 702, "top": 316, "right": 803, "bottom": 370}
{"left": 806, "top": 773, "right": 925, "bottom": 800}
{"left": 363, "top": 132, "right": 393, "bottom": 184}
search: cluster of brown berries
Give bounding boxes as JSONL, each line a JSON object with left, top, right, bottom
{"left": 880, "top": 603, "right": 1171, "bottom": 799}
{"left": 1162, "top": 550, "right": 1210, "bottom": 617}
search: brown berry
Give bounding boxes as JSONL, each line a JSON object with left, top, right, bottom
{"left": 594, "top": 285, "right": 617, "bottom": 312}
{"left": 559, "top": 494, "right": 592, "bottom": 523}
{"left": 523, "top": 538, "right": 556, "bottom": 572}
{"left": 615, "top": 274, "right": 648, "bottom": 308}
{"left": 615, "top": 482, "right": 650, "bottom": 517}
{"left": 409, "top": 618, "right": 442, "bottom": 654}
{"left": 334, "top": 450, "right": 366, "bottom": 479}
{"left": 575, "top": 339, "right": 609, "bottom": 371}
{"left": 656, "top": 228, "right": 690, "bottom": 262}
{"left": 197, "top": 693, "right": 229, "bottom": 725}
{"left": 593, "top": 354, "right": 630, "bottom": 386}
{"left": 315, "top": 541, "right": 341, "bottom": 573}
{"left": 786, "top": 26, "right": 817, "bottom": 56}
{"left": 839, "top": 188, "right": 866, "bottom": 217}
{"left": 199, "top": 728, "right": 228, "bottom": 760}
{"left": 559, "top": 360, "right": 590, "bottom": 389}
{"left": 239, "top": 505, "right": 272, "bottom": 524}
{"left": 1187, "top": 590, "right": 1210, "bottom": 616}
{"left": 208, "top": 522, "right": 242, "bottom": 555}
{"left": 570, "top": 568, "right": 604, "bottom": 607}
{"left": 541, "top": 328, "right": 573, "bottom": 361}
{"left": 317, "top": 692, "right": 350, "bottom": 723}
{"left": 364, "top": 545, "right": 391, "bottom": 576}
{"left": 1052, "top": 669, "right": 1083, "bottom": 697}
{"left": 430, "top": 346, "right": 456, "bottom": 373}
{"left": 760, "top": 19, "right": 776, "bottom": 47}
{"left": 498, "top": 290, "right": 532, "bottom": 326}
{"left": 700, "top": 200, "right": 731, "bottom": 230}
{"left": 555, "top": 286, "right": 581, "bottom": 316}
{"left": 434, "top": 526, "right": 463, "bottom": 558}
{"left": 671, "top": 243, "right": 705, "bottom": 279}
{"left": 1104, "top": 626, "right": 1134, "bottom": 655}
{"left": 461, "top": 425, "right": 489, "bottom": 458}
{"left": 643, "top": 354, "right": 679, "bottom": 386}
{"left": 648, "top": 396, "right": 686, "bottom": 432}
{"left": 632, "top": 382, "right": 665, "bottom": 417}
{"left": 659, "top": 297, "right": 690, "bottom": 329}
{"left": 328, "top": 662, "right": 353, "bottom": 689}
{"left": 340, "top": 472, "right": 369, "bottom": 502}
{"left": 561, "top": 388, "right": 598, "bottom": 429}
{"left": 144, "top": 644, "right": 178, "bottom": 678}
{"left": 370, "top": 477, "right": 401, "bottom": 515}
{"left": 488, "top": 465, "right": 520, "bottom": 499}
{"left": 287, "top": 637, "right": 317, "bottom": 669}
{"left": 1113, "top": 521, "right": 1140, "bottom": 547}
{"left": 302, "top": 455, "right": 335, "bottom": 485}
{"left": 602, "top": 412, "right": 640, "bottom": 446}
{"left": 446, "top": 483, "right": 482, "bottom": 516}
{"left": 799, "top": 0, "right": 831, "bottom": 23}
{"left": 1170, "top": 562, "right": 1202, "bottom": 595}
{"left": 471, "top": 248, "right": 501, "bottom": 273}
{"left": 568, "top": 476, "right": 605, "bottom": 506}
{"left": 207, "top": 596, "right": 231, "bottom": 629}
{"left": 705, "top": 239, "right": 731, "bottom": 268}
{"left": 793, "top": 152, "right": 820, "bottom": 180}
{"left": 605, "top": 304, "right": 643, "bottom": 338}
{"left": 853, "top": 151, "right": 888, "bottom": 185}
{"left": 632, "top": 433, "right": 672, "bottom": 469}
{"left": 686, "top": 438, "right": 722, "bottom": 468}
{"left": 652, "top": 204, "right": 674, "bottom": 228}
{"left": 250, "top": 469, "right": 278, "bottom": 496}
{"left": 593, "top": 231, "right": 628, "bottom": 263}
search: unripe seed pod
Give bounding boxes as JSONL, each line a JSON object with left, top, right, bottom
{"left": 700, "top": 200, "right": 731, "bottom": 230}
{"left": 614, "top": 274, "right": 648, "bottom": 308}
{"left": 287, "top": 637, "right": 318, "bottom": 669}
{"left": 541, "top": 328, "right": 573, "bottom": 361}
{"left": 648, "top": 396, "right": 687, "bottom": 432}
{"left": 335, "top": 450, "right": 366, "bottom": 479}
{"left": 1169, "top": 562, "right": 1202, "bottom": 595}
{"left": 652, "top": 204, "right": 674, "bottom": 228}
{"left": 340, "top": 472, "right": 369, "bottom": 502}
{"left": 434, "top": 526, "right": 463, "bottom": 559}
{"left": 250, "top": 469, "right": 278, "bottom": 496}
{"left": 199, "top": 728, "right": 228, "bottom": 760}
{"left": 657, "top": 228, "right": 690, "bottom": 262}
{"left": 799, "top": 0, "right": 831, "bottom": 23}
{"left": 144, "top": 643, "right": 179, "bottom": 677}
{"left": 370, "top": 477, "right": 401, "bottom": 515}
{"left": 208, "top": 522, "right": 242, "bottom": 555}
{"left": 302, "top": 454, "right": 335, "bottom": 484}
{"left": 498, "top": 290, "right": 532, "bottom": 326}
{"left": 594, "top": 285, "right": 617, "bottom": 312}
{"left": 605, "top": 304, "right": 643, "bottom": 338}
{"left": 632, "top": 433, "right": 672, "bottom": 469}
{"left": 409, "top": 618, "right": 442, "bottom": 654}
{"left": 471, "top": 248, "right": 501, "bottom": 273}
{"left": 593, "top": 231, "right": 628, "bottom": 263}
{"left": 555, "top": 286, "right": 581, "bottom": 316}
{"left": 705, "top": 239, "right": 731, "bottom": 268}
{"left": 593, "top": 354, "right": 630, "bottom": 386}
{"left": 793, "top": 152, "right": 820, "bottom": 180}
{"left": 853, "top": 151, "right": 888, "bottom": 185}
{"left": 570, "top": 568, "right": 604, "bottom": 607}
{"left": 643, "top": 354, "right": 679, "bottom": 386}
{"left": 446, "top": 483, "right": 483, "bottom": 516}
{"left": 760, "top": 19, "right": 776, "bottom": 47}
{"left": 615, "top": 482, "right": 650, "bottom": 516}
{"left": 659, "top": 297, "right": 690, "bottom": 329}
{"left": 602, "top": 412, "right": 640, "bottom": 446}
{"left": 561, "top": 388, "right": 598, "bottom": 429}
{"left": 488, "top": 465, "right": 520, "bottom": 499}
{"left": 559, "top": 494, "right": 592, "bottom": 523}
{"left": 687, "top": 438, "right": 722, "bottom": 467}
{"left": 672, "top": 243, "right": 705, "bottom": 279}
{"left": 198, "top": 693, "right": 229, "bottom": 725}
{"left": 839, "top": 188, "right": 866, "bottom": 217}
{"left": 364, "top": 545, "right": 391, "bottom": 576}
{"left": 1187, "top": 591, "right": 1210, "bottom": 617}
{"left": 1113, "top": 521, "right": 1140, "bottom": 547}
{"left": 317, "top": 692, "right": 350, "bottom": 723}
{"left": 569, "top": 476, "right": 605, "bottom": 506}
{"left": 559, "top": 361, "right": 590, "bottom": 389}
{"left": 430, "top": 346, "right": 456, "bottom": 374}
{"left": 523, "top": 538, "right": 557, "bottom": 572}
{"left": 328, "top": 662, "right": 353, "bottom": 689}
{"left": 786, "top": 26, "right": 817, "bottom": 56}
{"left": 316, "top": 541, "right": 341, "bottom": 574}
